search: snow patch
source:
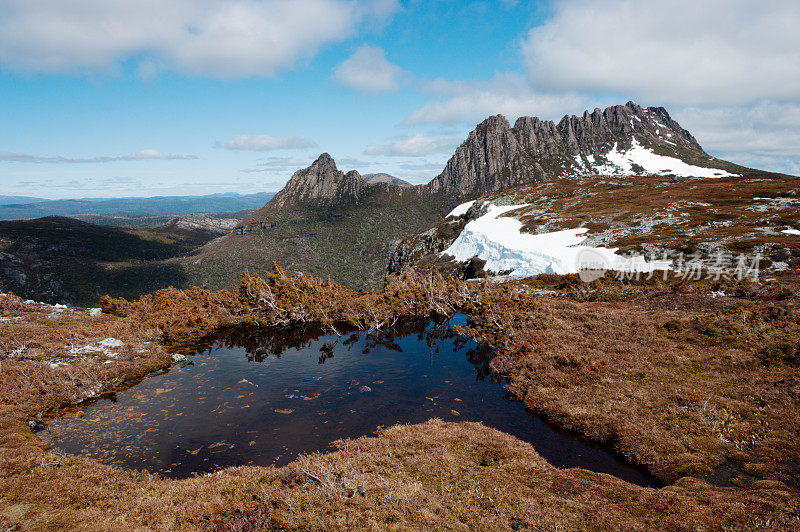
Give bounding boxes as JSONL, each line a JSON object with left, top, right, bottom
{"left": 447, "top": 200, "right": 476, "bottom": 218}
{"left": 442, "top": 204, "right": 669, "bottom": 277}
{"left": 597, "top": 138, "right": 737, "bottom": 178}
{"left": 782, "top": 228, "right": 800, "bottom": 236}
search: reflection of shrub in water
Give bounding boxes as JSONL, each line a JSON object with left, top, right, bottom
{"left": 185, "top": 323, "right": 326, "bottom": 361}
{"left": 189, "top": 317, "right": 496, "bottom": 377}
{"left": 465, "top": 344, "right": 498, "bottom": 382}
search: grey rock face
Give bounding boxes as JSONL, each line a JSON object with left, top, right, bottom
{"left": 425, "top": 102, "right": 711, "bottom": 197}
{"left": 387, "top": 216, "right": 468, "bottom": 276}
{"left": 268, "top": 153, "right": 367, "bottom": 209}
{"left": 362, "top": 173, "right": 413, "bottom": 187}
{"left": 172, "top": 214, "right": 241, "bottom": 233}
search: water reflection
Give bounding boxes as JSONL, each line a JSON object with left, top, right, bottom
{"left": 43, "top": 316, "right": 657, "bottom": 487}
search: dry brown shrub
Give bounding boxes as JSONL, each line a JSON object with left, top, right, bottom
{"left": 102, "top": 285, "right": 241, "bottom": 346}
{"left": 0, "top": 293, "right": 39, "bottom": 314}
{"left": 239, "top": 264, "right": 359, "bottom": 329}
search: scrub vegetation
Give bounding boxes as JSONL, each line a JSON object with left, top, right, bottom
{"left": 1, "top": 265, "right": 799, "bottom": 529}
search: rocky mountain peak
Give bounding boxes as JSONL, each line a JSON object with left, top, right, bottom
{"left": 308, "top": 152, "right": 337, "bottom": 173}
{"left": 426, "top": 101, "right": 736, "bottom": 197}
{"left": 266, "top": 153, "right": 367, "bottom": 209}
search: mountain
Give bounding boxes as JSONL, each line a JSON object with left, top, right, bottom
{"left": 363, "top": 173, "right": 413, "bottom": 187}
{"left": 425, "top": 101, "right": 759, "bottom": 197}
{"left": 186, "top": 102, "right": 790, "bottom": 292}
{"left": 8, "top": 102, "right": 788, "bottom": 303}
{"left": 0, "top": 192, "right": 274, "bottom": 221}
{"left": 183, "top": 155, "right": 450, "bottom": 291}
{"left": 266, "top": 153, "right": 370, "bottom": 209}
{"left": 0, "top": 195, "right": 49, "bottom": 206}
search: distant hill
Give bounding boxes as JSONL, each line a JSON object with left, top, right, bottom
{"left": 363, "top": 173, "right": 413, "bottom": 187}
{"left": 0, "top": 216, "right": 218, "bottom": 305}
{"left": 0, "top": 195, "right": 49, "bottom": 206}
{"left": 0, "top": 192, "right": 275, "bottom": 220}
{"left": 71, "top": 209, "right": 256, "bottom": 229}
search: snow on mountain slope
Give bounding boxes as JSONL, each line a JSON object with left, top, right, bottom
{"left": 588, "top": 138, "right": 737, "bottom": 178}
{"left": 442, "top": 203, "right": 669, "bottom": 276}
{"left": 446, "top": 200, "right": 475, "bottom": 218}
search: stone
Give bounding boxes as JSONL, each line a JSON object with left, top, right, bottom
{"left": 99, "top": 338, "right": 123, "bottom": 348}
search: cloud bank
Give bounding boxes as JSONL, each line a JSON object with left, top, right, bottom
{"left": 521, "top": 0, "right": 800, "bottom": 106}
{"left": 0, "top": 149, "right": 197, "bottom": 163}
{"left": 0, "top": 0, "right": 400, "bottom": 77}
{"left": 404, "top": 74, "right": 589, "bottom": 126}
{"left": 365, "top": 133, "right": 458, "bottom": 156}
{"left": 224, "top": 135, "right": 317, "bottom": 151}
{"left": 333, "top": 45, "right": 404, "bottom": 93}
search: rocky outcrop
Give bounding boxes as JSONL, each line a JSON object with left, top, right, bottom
{"left": 363, "top": 173, "right": 413, "bottom": 187}
{"left": 168, "top": 214, "right": 241, "bottom": 234}
{"left": 425, "top": 102, "right": 729, "bottom": 197}
{"left": 264, "top": 103, "right": 749, "bottom": 210}
{"left": 267, "top": 153, "right": 368, "bottom": 209}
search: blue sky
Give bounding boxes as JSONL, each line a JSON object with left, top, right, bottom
{"left": 1, "top": 0, "right": 798, "bottom": 199}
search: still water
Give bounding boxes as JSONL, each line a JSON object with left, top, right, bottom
{"left": 43, "top": 316, "right": 658, "bottom": 487}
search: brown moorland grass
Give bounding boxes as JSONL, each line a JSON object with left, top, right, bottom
{"left": 1, "top": 269, "right": 799, "bottom": 529}
{"left": 396, "top": 173, "right": 800, "bottom": 279}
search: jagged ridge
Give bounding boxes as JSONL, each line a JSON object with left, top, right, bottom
{"left": 425, "top": 101, "right": 745, "bottom": 196}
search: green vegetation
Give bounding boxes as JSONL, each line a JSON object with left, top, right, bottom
{"left": 185, "top": 189, "right": 456, "bottom": 291}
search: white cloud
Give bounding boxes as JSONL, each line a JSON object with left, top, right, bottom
{"left": 333, "top": 45, "right": 404, "bottom": 93}
{"left": 672, "top": 101, "right": 800, "bottom": 175}
{"left": 0, "top": 0, "right": 400, "bottom": 77}
{"left": 404, "top": 74, "right": 589, "bottom": 125}
{"left": 336, "top": 156, "right": 375, "bottom": 168}
{"left": 521, "top": 0, "right": 800, "bottom": 106}
{"left": 241, "top": 156, "right": 316, "bottom": 173}
{"left": 224, "top": 134, "right": 317, "bottom": 151}
{"left": 0, "top": 149, "right": 196, "bottom": 163}
{"left": 365, "top": 133, "right": 458, "bottom": 156}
